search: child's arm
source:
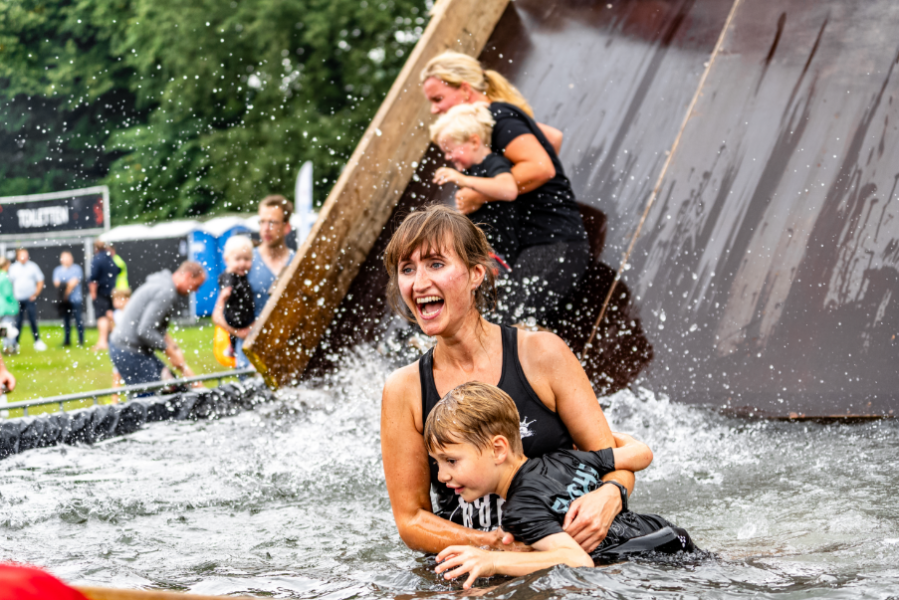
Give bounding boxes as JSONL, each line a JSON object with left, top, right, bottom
{"left": 211, "top": 287, "right": 236, "bottom": 334}
{"left": 610, "top": 432, "right": 653, "bottom": 473}
{"left": 434, "top": 167, "right": 518, "bottom": 201}
{"left": 436, "top": 532, "right": 592, "bottom": 589}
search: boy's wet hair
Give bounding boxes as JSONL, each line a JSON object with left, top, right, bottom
{"left": 424, "top": 381, "right": 523, "bottom": 456}
{"left": 383, "top": 204, "right": 497, "bottom": 323}
{"left": 111, "top": 288, "right": 131, "bottom": 301}
{"left": 429, "top": 102, "right": 495, "bottom": 146}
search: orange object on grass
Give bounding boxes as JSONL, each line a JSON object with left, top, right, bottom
{"left": 213, "top": 326, "right": 236, "bottom": 368}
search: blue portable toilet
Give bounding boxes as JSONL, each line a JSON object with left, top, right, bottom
{"left": 191, "top": 217, "right": 253, "bottom": 318}
{"left": 189, "top": 227, "right": 220, "bottom": 318}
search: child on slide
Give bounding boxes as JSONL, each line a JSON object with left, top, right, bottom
{"left": 212, "top": 236, "right": 255, "bottom": 367}
{"left": 426, "top": 382, "right": 698, "bottom": 589}
{"left": 430, "top": 102, "right": 520, "bottom": 270}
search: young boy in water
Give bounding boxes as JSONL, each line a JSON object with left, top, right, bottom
{"left": 426, "top": 382, "right": 697, "bottom": 589}
{"left": 430, "top": 102, "right": 520, "bottom": 268}
{"left": 213, "top": 236, "right": 256, "bottom": 363}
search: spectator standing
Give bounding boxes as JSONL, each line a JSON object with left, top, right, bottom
{"left": 212, "top": 236, "right": 255, "bottom": 369}
{"left": 0, "top": 258, "right": 19, "bottom": 354}
{"left": 8, "top": 249, "right": 47, "bottom": 352}
{"left": 53, "top": 251, "right": 85, "bottom": 347}
{"left": 108, "top": 243, "right": 130, "bottom": 291}
{"left": 89, "top": 240, "right": 120, "bottom": 351}
{"left": 109, "top": 261, "right": 205, "bottom": 386}
{"left": 249, "top": 195, "right": 295, "bottom": 316}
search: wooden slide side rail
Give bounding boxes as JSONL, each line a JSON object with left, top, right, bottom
{"left": 242, "top": 0, "right": 511, "bottom": 388}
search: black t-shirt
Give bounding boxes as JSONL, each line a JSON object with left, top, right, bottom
{"left": 89, "top": 251, "right": 120, "bottom": 297}
{"left": 502, "top": 448, "right": 676, "bottom": 559}
{"left": 218, "top": 272, "right": 255, "bottom": 329}
{"left": 465, "top": 153, "right": 519, "bottom": 263}
{"left": 420, "top": 326, "right": 575, "bottom": 531}
{"left": 489, "top": 102, "right": 587, "bottom": 248}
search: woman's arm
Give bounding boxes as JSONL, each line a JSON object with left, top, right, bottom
{"left": 518, "top": 330, "right": 638, "bottom": 552}
{"left": 611, "top": 432, "right": 653, "bottom": 472}
{"left": 381, "top": 366, "right": 511, "bottom": 553}
{"left": 537, "top": 122, "right": 564, "bottom": 154}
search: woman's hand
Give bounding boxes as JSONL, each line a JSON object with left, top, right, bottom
{"left": 435, "top": 545, "right": 497, "bottom": 589}
{"left": 562, "top": 483, "right": 621, "bottom": 552}
{"left": 235, "top": 327, "right": 252, "bottom": 340}
{"left": 487, "top": 528, "right": 531, "bottom": 552}
{"left": 455, "top": 188, "right": 487, "bottom": 215}
{"left": 434, "top": 167, "right": 466, "bottom": 187}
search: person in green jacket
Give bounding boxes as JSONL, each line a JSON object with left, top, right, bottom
{"left": 108, "top": 244, "right": 130, "bottom": 291}
{"left": 0, "top": 257, "right": 19, "bottom": 354}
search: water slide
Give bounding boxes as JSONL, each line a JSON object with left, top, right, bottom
{"left": 245, "top": 0, "right": 899, "bottom": 418}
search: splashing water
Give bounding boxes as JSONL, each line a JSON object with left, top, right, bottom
{"left": 1, "top": 347, "right": 898, "bottom": 598}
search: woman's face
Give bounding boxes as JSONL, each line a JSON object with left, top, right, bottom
{"left": 423, "top": 77, "right": 469, "bottom": 115}
{"left": 397, "top": 241, "right": 485, "bottom": 336}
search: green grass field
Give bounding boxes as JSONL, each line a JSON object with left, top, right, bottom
{"left": 1, "top": 321, "right": 235, "bottom": 418}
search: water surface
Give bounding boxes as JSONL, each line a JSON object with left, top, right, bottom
{"left": 1, "top": 348, "right": 897, "bottom": 599}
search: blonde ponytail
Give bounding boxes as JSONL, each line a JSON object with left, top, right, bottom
{"left": 421, "top": 51, "right": 534, "bottom": 117}
{"left": 483, "top": 69, "right": 533, "bottom": 117}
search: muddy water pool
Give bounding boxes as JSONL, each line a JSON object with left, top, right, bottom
{"left": 1, "top": 348, "right": 897, "bottom": 599}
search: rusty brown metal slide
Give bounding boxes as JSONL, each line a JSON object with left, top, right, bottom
{"left": 247, "top": 0, "right": 899, "bottom": 418}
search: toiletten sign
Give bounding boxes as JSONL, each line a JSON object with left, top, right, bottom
{"left": 0, "top": 186, "right": 110, "bottom": 240}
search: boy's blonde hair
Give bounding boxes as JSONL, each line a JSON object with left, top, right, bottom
{"left": 420, "top": 51, "right": 534, "bottom": 117}
{"left": 223, "top": 235, "right": 254, "bottom": 259}
{"left": 429, "top": 102, "right": 495, "bottom": 147}
{"left": 424, "top": 381, "right": 523, "bottom": 456}
{"left": 111, "top": 288, "right": 131, "bottom": 301}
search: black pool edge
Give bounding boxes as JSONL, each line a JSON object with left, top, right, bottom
{"left": 0, "top": 380, "right": 275, "bottom": 460}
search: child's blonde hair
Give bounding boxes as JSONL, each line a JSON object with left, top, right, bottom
{"left": 111, "top": 288, "right": 131, "bottom": 302}
{"left": 223, "top": 235, "right": 254, "bottom": 259}
{"left": 429, "top": 102, "right": 495, "bottom": 147}
{"left": 424, "top": 381, "right": 523, "bottom": 456}
{"left": 420, "top": 51, "right": 534, "bottom": 117}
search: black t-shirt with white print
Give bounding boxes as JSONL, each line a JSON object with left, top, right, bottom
{"left": 420, "top": 326, "right": 575, "bottom": 532}
{"left": 502, "top": 447, "right": 678, "bottom": 560}
{"left": 465, "top": 153, "right": 519, "bottom": 264}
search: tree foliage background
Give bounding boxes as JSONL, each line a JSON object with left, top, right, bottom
{"left": 1, "top": 0, "right": 429, "bottom": 223}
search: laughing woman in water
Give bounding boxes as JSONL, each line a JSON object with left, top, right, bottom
{"left": 381, "top": 205, "right": 642, "bottom": 554}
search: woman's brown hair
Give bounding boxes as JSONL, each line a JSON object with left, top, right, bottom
{"left": 384, "top": 204, "right": 497, "bottom": 323}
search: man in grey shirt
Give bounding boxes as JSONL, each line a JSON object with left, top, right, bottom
{"left": 109, "top": 261, "right": 206, "bottom": 385}
{"left": 8, "top": 249, "right": 46, "bottom": 351}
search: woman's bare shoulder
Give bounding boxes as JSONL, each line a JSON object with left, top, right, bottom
{"left": 517, "top": 328, "right": 580, "bottom": 373}
{"left": 383, "top": 360, "right": 423, "bottom": 405}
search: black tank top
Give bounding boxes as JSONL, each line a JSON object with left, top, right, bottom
{"left": 419, "top": 325, "right": 576, "bottom": 530}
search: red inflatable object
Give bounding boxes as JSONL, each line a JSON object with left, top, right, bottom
{"left": 0, "top": 563, "right": 89, "bottom": 600}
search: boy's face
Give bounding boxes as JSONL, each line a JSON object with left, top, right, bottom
{"left": 112, "top": 295, "right": 128, "bottom": 310}
{"left": 430, "top": 439, "right": 503, "bottom": 503}
{"left": 439, "top": 135, "right": 480, "bottom": 171}
{"left": 225, "top": 248, "right": 253, "bottom": 276}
